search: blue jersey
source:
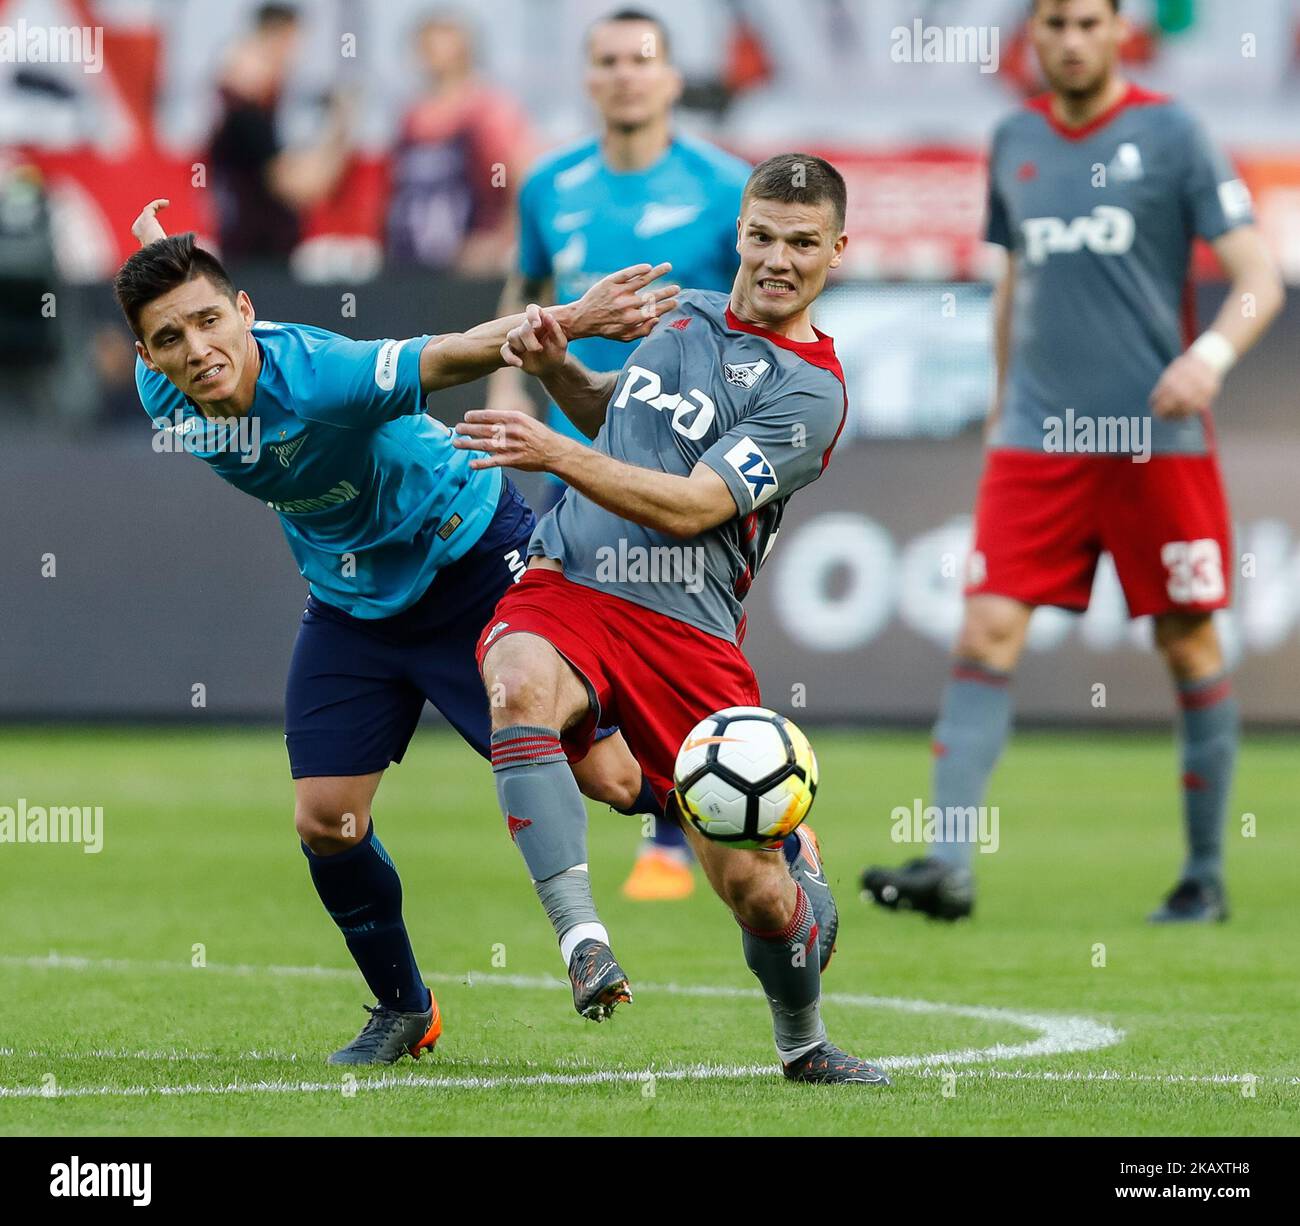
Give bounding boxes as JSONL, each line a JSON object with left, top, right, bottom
{"left": 136, "top": 320, "right": 502, "bottom": 619}
{"left": 517, "top": 134, "right": 751, "bottom": 440}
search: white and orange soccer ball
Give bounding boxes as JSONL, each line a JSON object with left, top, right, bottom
{"left": 673, "top": 707, "right": 818, "bottom": 849}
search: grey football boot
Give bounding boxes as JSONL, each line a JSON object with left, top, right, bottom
{"left": 326, "top": 994, "right": 441, "bottom": 1065}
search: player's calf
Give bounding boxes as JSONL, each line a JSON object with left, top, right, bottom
{"left": 293, "top": 774, "right": 433, "bottom": 1047}
{"left": 683, "top": 821, "right": 887, "bottom": 1086}
{"left": 571, "top": 730, "right": 645, "bottom": 813}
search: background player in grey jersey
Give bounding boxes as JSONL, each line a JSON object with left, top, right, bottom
{"left": 454, "top": 154, "right": 888, "bottom": 1084}
{"left": 862, "top": 0, "right": 1284, "bottom": 924}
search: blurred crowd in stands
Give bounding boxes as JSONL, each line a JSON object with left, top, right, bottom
{"left": 4, "top": 0, "right": 1300, "bottom": 425}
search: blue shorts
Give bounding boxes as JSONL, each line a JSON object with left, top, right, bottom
{"left": 284, "top": 478, "right": 536, "bottom": 779}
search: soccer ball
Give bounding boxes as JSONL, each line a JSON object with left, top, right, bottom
{"left": 673, "top": 707, "right": 818, "bottom": 849}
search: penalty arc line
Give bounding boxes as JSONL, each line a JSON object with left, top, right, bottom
{"left": 0, "top": 950, "right": 1127, "bottom": 1097}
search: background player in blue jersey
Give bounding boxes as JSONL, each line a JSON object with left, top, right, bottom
{"left": 113, "top": 199, "right": 679, "bottom": 1064}
{"left": 862, "top": 0, "right": 1285, "bottom": 924}
{"left": 486, "top": 6, "right": 752, "bottom": 902}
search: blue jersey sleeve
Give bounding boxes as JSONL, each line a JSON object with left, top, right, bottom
{"left": 517, "top": 171, "right": 550, "bottom": 282}
{"left": 292, "top": 333, "right": 433, "bottom": 430}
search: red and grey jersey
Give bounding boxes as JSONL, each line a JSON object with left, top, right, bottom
{"left": 986, "top": 84, "right": 1254, "bottom": 456}
{"left": 529, "top": 289, "right": 847, "bottom": 643}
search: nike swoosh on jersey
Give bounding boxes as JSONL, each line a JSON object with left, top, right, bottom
{"left": 634, "top": 203, "right": 704, "bottom": 238}
{"left": 553, "top": 210, "right": 592, "bottom": 233}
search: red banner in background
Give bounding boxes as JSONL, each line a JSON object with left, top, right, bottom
{"left": 19, "top": 141, "right": 1300, "bottom": 284}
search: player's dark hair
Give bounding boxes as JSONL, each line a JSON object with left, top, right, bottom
{"left": 742, "top": 153, "right": 847, "bottom": 233}
{"left": 1032, "top": 0, "right": 1120, "bottom": 11}
{"left": 113, "top": 233, "right": 238, "bottom": 341}
{"left": 255, "top": 3, "right": 300, "bottom": 30}
{"left": 588, "top": 7, "right": 672, "bottom": 62}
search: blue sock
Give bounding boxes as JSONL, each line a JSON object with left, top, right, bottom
{"left": 1176, "top": 674, "right": 1239, "bottom": 885}
{"left": 616, "top": 775, "right": 663, "bottom": 820}
{"left": 782, "top": 832, "right": 801, "bottom": 866}
{"left": 301, "top": 822, "right": 430, "bottom": 1013}
{"left": 929, "top": 661, "right": 1014, "bottom": 869}
{"left": 652, "top": 810, "right": 690, "bottom": 853}
{"left": 618, "top": 774, "right": 693, "bottom": 860}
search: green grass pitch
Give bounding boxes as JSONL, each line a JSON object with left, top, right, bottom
{"left": 0, "top": 726, "right": 1295, "bottom": 1136}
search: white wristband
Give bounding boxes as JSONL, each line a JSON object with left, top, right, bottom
{"left": 1189, "top": 330, "right": 1237, "bottom": 376}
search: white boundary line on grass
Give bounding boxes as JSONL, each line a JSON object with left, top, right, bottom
{"left": 0, "top": 950, "right": 1131, "bottom": 1098}
{"left": 1, "top": 1066, "right": 1295, "bottom": 1101}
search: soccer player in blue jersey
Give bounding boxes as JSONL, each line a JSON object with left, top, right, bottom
{"left": 862, "top": 0, "right": 1285, "bottom": 923}
{"left": 487, "top": 6, "right": 753, "bottom": 902}
{"left": 113, "top": 199, "right": 679, "bottom": 1064}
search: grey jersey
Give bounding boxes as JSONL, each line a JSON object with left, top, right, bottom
{"left": 986, "top": 85, "right": 1254, "bottom": 455}
{"left": 530, "top": 289, "right": 847, "bottom": 643}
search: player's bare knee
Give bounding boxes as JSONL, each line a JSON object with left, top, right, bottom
{"left": 294, "top": 805, "right": 367, "bottom": 855}
{"left": 956, "top": 600, "right": 1028, "bottom": 669}
{"left": 1155, "top": 614, "right": 1221, "bottom": 681}
{"left": 483, "top": 637, "right": 563, "bottom": 728}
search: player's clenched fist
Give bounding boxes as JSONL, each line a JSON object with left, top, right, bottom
{"left": 565, "top": 261, "right": 679, "bottom": 342}
{"left": 501, "top": 304, "right": 569, "bottom": 376}
{"left": 1150, "top": 351, "right": 1223, "bottom": 419}
{"left": 453, "top": 408, "right": 570, "bottom": 472}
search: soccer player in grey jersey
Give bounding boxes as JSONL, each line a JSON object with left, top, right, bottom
{"left": 862, "top": 0, "right": 1284, "bottom": 923}
{"left": 454, "top": 153, "right": 888, "bottom": 1085}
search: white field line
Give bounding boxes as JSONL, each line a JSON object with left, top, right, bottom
{"left": 0, "top": 950, "right": 1130, "bottom": 1098}
{"left": 1, "top": 1065, "right": 1295, "bottom": 1101}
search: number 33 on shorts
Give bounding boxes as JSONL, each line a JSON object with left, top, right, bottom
{"left": 1161, "top": 538, "right": 1226, "bottom": 604}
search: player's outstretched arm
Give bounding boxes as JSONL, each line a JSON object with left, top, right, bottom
{"left": 419, "top": 263, "right": 679, "bottom": 394}
{"left": 499, "top": 305, "right": 617, "bottom": 439}
{"left": 452, "top": 409, "right": 735, "bottom": 538}
{"left": 1150, "top": 226, "right": 1285, "bottom": 419}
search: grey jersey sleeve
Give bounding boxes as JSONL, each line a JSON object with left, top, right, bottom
{"left": 984, "top": 124, "right": 1013, "bottom": 249}
{"left": 698, "top": 370, "right": 845, "bottom": 515}
{"left": 1179, "top": 109, "right": 1254, "bottom": 242}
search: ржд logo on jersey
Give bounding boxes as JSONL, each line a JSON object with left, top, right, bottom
{"left": 723, "top": 437, "right": 779, "bottom": 508}
{"left": 613, "top": 364, "right": 716, "bottom": 440}
{"left": 1021, "top": 205, "right": 1135, "bottom": 265}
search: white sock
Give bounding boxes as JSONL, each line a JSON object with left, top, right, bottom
{"left": 560, "top": 921, "right": 610, "bottom": 965}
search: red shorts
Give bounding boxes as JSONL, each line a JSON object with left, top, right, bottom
{"left": 475, "top": 569, "right": 761, "bottom": 806}
{"left": 966, "top": 450, "right": 1232, "bottom": 617}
